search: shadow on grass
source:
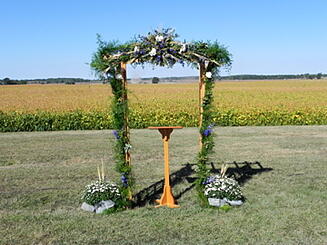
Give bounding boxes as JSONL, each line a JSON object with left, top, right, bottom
{"left": 210, "top": 161, "right": 273, "bottom": 186}
{"left": 132, "top": 161, "right": 273, "bottom": 208}
{"left": 132, "top": 163, "right": 194, "bottom": 208}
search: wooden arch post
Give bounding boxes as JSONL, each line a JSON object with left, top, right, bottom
{"left": 198, "top": 62, "right": 206, "bottom": 149}
{"left": 120, "top": 62, "right": 132, "bottom": 200}
{"left": 120, "top": 62, "right": 130, "bottom": 166}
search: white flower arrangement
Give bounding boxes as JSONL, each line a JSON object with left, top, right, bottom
{"left": 204, "top": 175, "right": 243, "bottom": 201}
{"left": 149, "top": 48, "right": 157, "bottom": 56}
{"left": 124, "top": 143, "right": 132, "bottom": 153}
{"left": 203, "top": 164, "right": 243, "bottom": 202}
{"left": 179, "top": 43, "right": 187, "bottom": 53}
{"left": 81, "top": 160, "right": 122, "bottom": 206}
{"left": 115, "top": 74, "right": 123, "bottom": 80}
{"left": 82, "top": 180, "right": 121, "bottom": 206}
{"left": 155, "top": 35, "right": 164, "bottom": 42}
{"left": 205, "top": 72, "right": 212, "bottom": 79}
{"left": 86, "top": 181, "right": 120, "bottom": 195}
{"left": 133, "top": 46, "right": 140, "bottom": 53}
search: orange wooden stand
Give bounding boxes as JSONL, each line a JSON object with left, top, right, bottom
{"left": 148, "top": 126, "right": 183, "bottom": 208}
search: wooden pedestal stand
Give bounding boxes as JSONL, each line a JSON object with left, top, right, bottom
{"left": 148, "top": 126, "right": 183, "bottom": 208}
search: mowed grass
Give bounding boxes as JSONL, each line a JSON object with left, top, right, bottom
{"left": 1, "top": 80, "right": 327, "bottom": 114}
{"left": 1, "top": 126, "right": 326, "bottom": 244}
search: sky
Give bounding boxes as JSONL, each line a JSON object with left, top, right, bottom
{"left": 0, "top": 0, "right": 326, "bottom": 80}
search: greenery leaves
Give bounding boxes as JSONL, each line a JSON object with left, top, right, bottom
{"left": 110, "top": 75, "right": 133, "bottom": 204}
{"left": 90, "top": 28, "right": 231, "bottom": 73}
{"left": 196, "top": 66, "right": 216, "bottom": 205}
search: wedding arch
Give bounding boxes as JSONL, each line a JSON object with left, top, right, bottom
{"left": 91, "top": 28, "right": 231, "bottom": 204}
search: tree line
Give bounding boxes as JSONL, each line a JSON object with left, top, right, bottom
{"left": 219, "top": 73, "right": 325, "bottom": 80}
{"left": 0, "top": 78, "right": 99, "bottom": 85}
{"left": 136, "top": 73, "right": 326, "bottom": 82}
{"left": 1, "top": 73, "right": 325, "bottom": 85}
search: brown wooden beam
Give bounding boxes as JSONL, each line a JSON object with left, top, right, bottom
{"left": 198, "top": 62, "right": 206, "bottom": 149}
{"left": 120, "top": 62, "right": 132, "bottom": 200}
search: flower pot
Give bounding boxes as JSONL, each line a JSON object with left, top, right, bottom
{"left": 95, "top": 200, "right": 115, "bottom": 214}
{"left": 81, "top": 202, "right": 95, "bottom": 212}
{"left": 225, "top": 199, "right": 243, "bottom": 206}
{"left": 208, "top": 198, "right": 226, "bottom": 207}
{"left": 81, "top": 200, "right": 115, "bottom": 213}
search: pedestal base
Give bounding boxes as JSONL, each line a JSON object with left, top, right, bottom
{"left": 155, "top": 185, "right": 180, "bottom": 208}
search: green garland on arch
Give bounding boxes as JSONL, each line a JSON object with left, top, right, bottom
{"left": 110, "top": 75, "right": 133, "bottom": 204}
{"left": 196, "top": 65, "right": 217, "bottom": 205}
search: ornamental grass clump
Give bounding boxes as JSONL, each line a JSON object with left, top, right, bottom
{"left": 81, "top": 160, "right": 125, "bottom": 210}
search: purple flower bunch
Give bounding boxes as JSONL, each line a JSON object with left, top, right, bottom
{"left": 203, "top": 124, "right": 214, "bottom": 137}
{"left": 202, "top": 176, "right": 216, "bottom": 185}
{"left": 121, "top": 175, "right": 128, "bottom": 186}
{"left": 158, "top": 43, "right": 165, "bottom": 49}
{"left": 168, "top": 48, "right": 177, "bottom": 54}
{"left": 112, "top": 130, "right": 120, "bottom": 140}
{"left": 134, "top": 50, "right": 146, "bottom": 56}
{"left": 134, "top": 28, "right": 184, "bottom": 67}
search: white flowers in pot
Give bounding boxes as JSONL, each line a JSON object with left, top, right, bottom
{"left": 81, "top": 161, "right": 122, "bottom": 213}
{"left": 203, "top": 164, "right": 244, "bottom": 207}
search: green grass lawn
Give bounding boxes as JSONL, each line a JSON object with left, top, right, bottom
{"left": 0, "top": 126, "right": 326, "bottom": 244}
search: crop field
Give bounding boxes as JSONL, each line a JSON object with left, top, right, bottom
{"left": 0, "top": 80, "right": 327, "bottom": 131}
